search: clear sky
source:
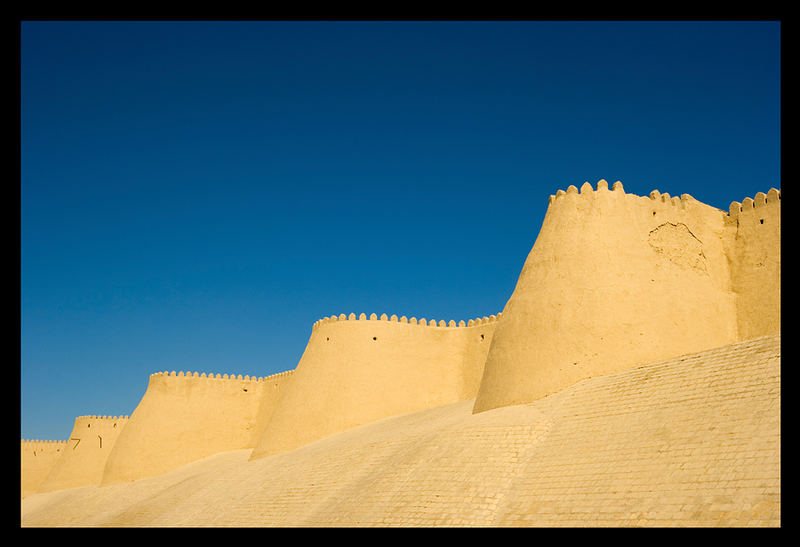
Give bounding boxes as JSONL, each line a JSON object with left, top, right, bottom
{"left": 20, "top": 20, "right": 781, "bottom": 441}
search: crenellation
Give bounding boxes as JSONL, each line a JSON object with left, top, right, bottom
{"left": 22, "top": 439, "right": 68, "bottom": 446}
{"left": 766, "top": 187, "right": 780, "bottom": 203}
{"left": 74, "top": 415, "right": 130, "bottom": 423}
{"left": 312, "top": 312, "right": 502, "bottom": 330}
{"left": 729, "top": 188, "right": 780, "bottom": 216}
{"left": 148, "top": 370, "right": 268, "bottom": 384}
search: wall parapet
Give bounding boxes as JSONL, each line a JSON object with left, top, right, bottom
{"left": 73, "top": 415, "right": 130, "bottom": 421}
{"left": 21, "top": 439, "right": 68, "bottom": 446}
{"left": 727, "top": 188, "right": 781, "bottom": 219}
{"left": 548, "top": 179, "right": 702, "bottom": 212}
{"left": 148, "top": 370, "right": 294, "bottom": 382}
{"left": 312, "top": 312, "right": 503, "bottom": 331}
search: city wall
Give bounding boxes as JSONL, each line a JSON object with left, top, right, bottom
{"left": 726, "top": 188, "right": 781, "bottom": 340}
{"left": 473, "top": 181, "right": 780, "bottom": 413}
{"left": 22, "top": 180, "right": 780, "bottom": 497}
{"left": 35, "top": 416, "right": 129, "bottom": 494}
{"left": 250, "top": 313, "right": 499, "bottom": 459}
{"left": 20, "top": 440, "right": 67, "bottom": 498}
{"left": 100, "top": 371, "right": 281, "bottom": 485}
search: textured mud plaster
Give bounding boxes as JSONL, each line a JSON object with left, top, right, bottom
{"left": 648, "top": 222, "right": 708, "bottom": 274}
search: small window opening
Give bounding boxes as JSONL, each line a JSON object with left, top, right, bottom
{"left": 652, "top": 211, "right": 656, "bottom": 216}
{"left": 373, "top": 336, "right": 377, "bottom": 341}
{"left": 326, "top": 337, "right": 329, "bottom": 341}
{"left": 760, "top": 219, "right": 764, "bottom": 224}
{"left": 480, "top": 334, "right": 485, "bottom": 340}
{"left": 243, "top": 387, "right": 248, "bottom": 392}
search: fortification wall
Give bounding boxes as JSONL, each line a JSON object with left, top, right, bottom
{"left": 20, "top": 440, "right": 67, "bottom": 498}
{"left": 100, "top": 371, "right": 278, "bottom": 485}
{"left": 473, "top": 180, "right": 742, "bottom": 413}
{"left": 21, "top": 180, "right": 780, "bottom": 498}
{"left": 725, "top": 189, "right": 781, "bottom": 340}
{"left": 250, "top": 312, "right": 499, "bottom": 460}
{"left": 250, "top": 370, "right": 296, "bottom": 446}
{"left": 36, "top": 416, "right": 129, "bottom": 494}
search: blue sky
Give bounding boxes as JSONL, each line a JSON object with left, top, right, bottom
{"left": 20, "top": 20, "right": 780, "bottom": 441}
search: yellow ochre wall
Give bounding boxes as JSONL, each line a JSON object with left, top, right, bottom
{"left": 250, "top": 313, "right": 499, "bottom": 460}
{"left": 36, "top": 416, "right": 129, "bottom": 494}
{"left": 249, "top": 370, "right": 296, "bottom": 447}
{"left": 20, "top": 440, "right": 67, "bottom": 498}
{"left": 100, "top": 371, "right": 276, "bottom": 486}
{"left": 21, "top": 180, "right": 780, "bottom": 498}
{"left": 473, "top": 181, "right": 780, "bottom": 413}
{"left": 726, "top": 188, "right": 781, "bottom": 340}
